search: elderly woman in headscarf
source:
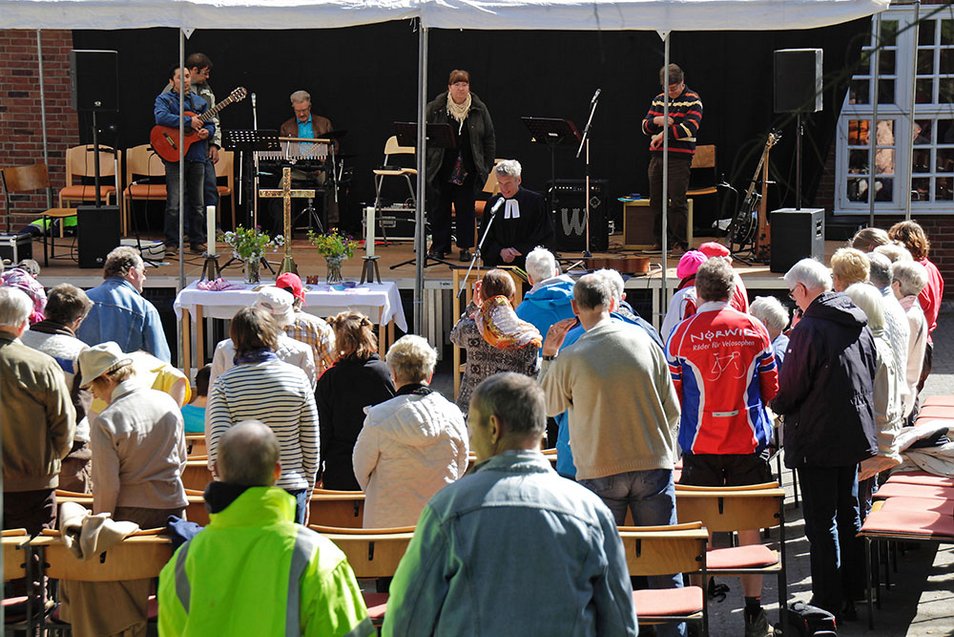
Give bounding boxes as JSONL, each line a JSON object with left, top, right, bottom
{"left": 424, "top": 69, "right": 495, "bottom": 262}
{"left": 450, "top": 269, "right": 541, "bottom": 413}
{"left": 1, "top": 259, "right": 46, "bottom": 324}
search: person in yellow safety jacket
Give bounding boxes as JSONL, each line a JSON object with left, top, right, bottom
{"left": 158, "top": 421, "right": 373, "bottom": 637}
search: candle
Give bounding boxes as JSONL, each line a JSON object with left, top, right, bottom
{"left": 364, "top": 206, "right": 375, "bottom": 258}
{"left": 206, "top": 205, "right": 216, "bottom": 256}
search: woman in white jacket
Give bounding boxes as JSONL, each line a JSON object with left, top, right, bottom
{"left": 353, "top": 335, "right": 469, "bottom": 528}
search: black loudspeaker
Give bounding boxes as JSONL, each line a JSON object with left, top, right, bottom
{"left": 548, "top": 180, "right": 609, "bottom": 252}
{"left": 78, "top": 206, "right": 121, "bottom": 269}
{"left": 774, "top": 49, "right": 823, "bottom": 113}
{"left": 770, "top": 208, "right": 825, "bottom": 274}
{"left": 70, "top": 50, "right": 119, "bottom": 112}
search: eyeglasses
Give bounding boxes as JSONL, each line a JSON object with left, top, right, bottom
{"left": 788, "top": 286, "right": 798, "bottom": 300}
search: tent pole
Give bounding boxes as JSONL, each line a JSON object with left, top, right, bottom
{"left": 414, "top": 19, "right": 428, "bottom": 335}
{"left": 661, "top": 33, "right": 670, "bottom": 316}
{"left": 37, "top": 30, "right": 52, "bottom": 208}
{"left": 904, "top": 0, "right": 920, "bottom": 220}
{"left": 178, "top": 29, "right": 186, "bottom": 291}
{"left": 868, "top": 13, "right": 881, "bottom": 227}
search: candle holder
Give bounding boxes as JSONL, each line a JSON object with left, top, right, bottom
{"left": 360, "top": 255, "right": 381, "bottom": 284}
{"left": 200, "top": 252, "right": 222, "bottom": 281}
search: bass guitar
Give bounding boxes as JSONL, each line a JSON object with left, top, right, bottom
{"left": 728, "top": 130, "right": 780, "bottom": 248}
{"left": 150, "top": 87, "right": 247, "bottom": 163}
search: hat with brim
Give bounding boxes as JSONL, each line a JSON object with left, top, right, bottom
{"left": 275, "top": 272, "right": 306, "bottom": 304}
{"left": 78, "top": 342, "right": 132, "bottom": 389}
{"left": 255, "top": 286, "right": 296, "bottom": 328}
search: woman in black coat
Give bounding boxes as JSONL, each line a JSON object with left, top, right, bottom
{"left": 315, "top": 311, "right": 395, "bottom": 490}
{"left": 425, "top": 69, "right": 496, "bottom": 262}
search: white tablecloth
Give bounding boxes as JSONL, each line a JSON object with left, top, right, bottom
{"left": 174, "top": 280, "right": 408, "bottom": 332}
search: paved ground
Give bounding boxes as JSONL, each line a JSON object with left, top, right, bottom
{"left": 429, "top": 308, "right": 954, "bottom": 636}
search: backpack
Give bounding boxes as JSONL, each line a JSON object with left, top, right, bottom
{"left": 779, "top": 601, "right": 838, "bottom": 637}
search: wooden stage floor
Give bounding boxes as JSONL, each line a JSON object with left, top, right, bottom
{"left": 24, "top": 232, "right": 834, "bottom": 293}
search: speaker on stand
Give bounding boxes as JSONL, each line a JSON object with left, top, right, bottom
{"left": 774, "top": 48, "right": 823, "bottom": 213}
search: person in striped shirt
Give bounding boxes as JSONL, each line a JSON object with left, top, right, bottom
{"left": 665, "top": 258, "right": 779, "bottom": 637}
{"left": 642, "top": 63, "right": 703, "bottom": 252}
{"left": 206, "top": 306, "right": 319, "bottom": 525}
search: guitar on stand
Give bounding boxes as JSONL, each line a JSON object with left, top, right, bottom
{"left": 753, "top": 136, "right": 777, "bottom": 263}
{"left": 727, "top": 130, "right": 780, "bottom": 257}
{"left": 150, "top": 87, "right": 248, "bottom": 163}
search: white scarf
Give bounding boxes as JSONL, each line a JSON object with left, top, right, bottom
{"left": 446, "top": 93, "right": 472, "bottom": 134}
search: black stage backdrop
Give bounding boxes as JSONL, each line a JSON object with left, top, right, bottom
{"left": 74, "top": 19, "right": 868, "bottom": 235}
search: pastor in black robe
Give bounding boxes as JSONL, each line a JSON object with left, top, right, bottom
{"left": 479, "top": 187, "right": 554, "bottom": 269}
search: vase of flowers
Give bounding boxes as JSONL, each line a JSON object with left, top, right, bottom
{"left": 308, "top": 230, "right": 359, "bottom": 284}
{"left": 224, "top": 226, "right": 284, "bottom": 284}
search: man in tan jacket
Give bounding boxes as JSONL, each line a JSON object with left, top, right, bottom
{"left": 0, "top": 287, "right": 76, "bottom": 534}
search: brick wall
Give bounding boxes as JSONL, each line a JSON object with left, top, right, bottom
{"left": 0, "top": 29, "right": 79, "bottom": 230}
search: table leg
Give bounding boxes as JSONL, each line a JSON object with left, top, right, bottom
{"left": 195, "top": 305, "right": 206, "bottom": 367}
{"left": 388, "top": 321, "right": 395, "bottom": 348}
{"left": 378, "top": 323, "right": 386, "bottom": 356}
{"left": 181, "top": 308, "right": 193, "bottom": 376}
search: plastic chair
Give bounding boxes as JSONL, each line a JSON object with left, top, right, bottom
{"left": 618, "top": 521, "right": 709, "bottom": 635}
{"left": 59, "top": 145, "right": 122, "bottom": 216}
{"left": 1, "top": 163, "right": 76, "bottom": 266}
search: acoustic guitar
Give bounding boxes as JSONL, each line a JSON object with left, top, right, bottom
{"left": 150, "top": 87, "right": 247, "bottom": 163}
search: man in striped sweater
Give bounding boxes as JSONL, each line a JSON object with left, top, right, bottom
{"left": 206, "top": 307, "right": 319, "bottom": 525}
{"left": 642, "top": 63, "right": 703, "bottom": 252}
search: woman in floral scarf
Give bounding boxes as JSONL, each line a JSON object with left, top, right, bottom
{"left": 450, "top": 269, "right": 541, "bottom": 413}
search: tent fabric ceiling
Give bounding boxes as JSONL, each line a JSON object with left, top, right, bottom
{"left": 0, "top": 0, "right": 888, "bottom": 31}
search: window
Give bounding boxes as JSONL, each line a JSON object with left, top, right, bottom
{"left": 835, "top": 6, "right": 954, "bottom": 214}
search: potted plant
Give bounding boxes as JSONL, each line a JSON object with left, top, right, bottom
{"left": 224, "top": 226, "right": 284, "bottom": 284}
{"left": 308, "top": 229, "right": 360, "bottom": 283}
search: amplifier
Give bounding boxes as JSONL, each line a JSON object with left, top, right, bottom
{"left": 770, "top": 207, "right": 825, "bottom": 273}
{"left": 78, "top": 205, "right": 121, "bottom": 268}
{"left": 548, "top": 179, "right": 609, "bottom": 252}
{"left": 0, "top": 233, "right": 33, "bottom": 264}
{"left": 371, "top": 205, "right": 415, "bottom": 241}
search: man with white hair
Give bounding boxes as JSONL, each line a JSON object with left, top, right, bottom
{"left": 77, "top": 246, "right": 171, "bottom": 362}
{"left": 772, "top": 258, "right": 877, "bottom": 621}
{"left": 891, "top": 260, "right": 929, "bottom": 420}
{"left": 749, "top": 296, "right": 790, "bottom": 370}
{"left": 0, "top": 287, "right": 76, "bottom": 534}
{"left": 209, "top": 287, "right": 317, "bottom": 389}
{"left": 481, "top": 160, "right": 554, "bottom": 269}
{"left": 515, "top": 246, "right": 575, "bottom": 339}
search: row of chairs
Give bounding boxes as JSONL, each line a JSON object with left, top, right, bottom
{"left": 1, "top": 144, "right": 235, "bottom": 252}
{"left": 859, "top": 393, "right": 954, "bottom": 629}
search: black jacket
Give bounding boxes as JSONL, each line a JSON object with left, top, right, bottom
{"left": 481, "top": 188, "right": 554, "bottom": 268}
{"left": 315, "top": 354, "right": 395, "bottom": 490}
{"left": 425, "top": 92, "right": 495, "bottom": 193}
{"left": 773, "top": 292, "right": 878, "bottom": 468}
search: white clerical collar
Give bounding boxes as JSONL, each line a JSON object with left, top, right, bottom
{"left": 504, "top": 199, "right": 520, "bottom": 219}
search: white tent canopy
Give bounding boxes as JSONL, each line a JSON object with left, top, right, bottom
{"left": 1, "top": 0, "right": 888, "bottom": 31}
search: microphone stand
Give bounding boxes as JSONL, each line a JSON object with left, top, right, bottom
{"left": 577, "top": 89, "right": 600, "bottom": 258}
{"left": 458, "top": 199, "right": 502, "bottom": 298}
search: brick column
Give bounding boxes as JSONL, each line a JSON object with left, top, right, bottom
{"left": 0, "top": 29, "right": 79, "bottom": 230}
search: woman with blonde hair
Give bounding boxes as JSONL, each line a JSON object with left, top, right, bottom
{"left": 450, "top": 269, "right": 541, "bottom": 412}
{"left": 315, "top": 311, "right": 395, "bottom": 490}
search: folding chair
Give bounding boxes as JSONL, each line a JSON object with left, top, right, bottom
{"left": 618, "top": 522, "right": 709, "bottom": 636}
{"left": 674, "top": 482, "right": 788, "bottom": 625}
{"left": 311, "top": 524, "right": 415, "bottom": 628}
{"left": 309, "top": 488, "right": 366, "bottom": 528}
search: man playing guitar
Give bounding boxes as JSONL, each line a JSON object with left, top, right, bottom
{"left": 154, "top": 65, "right": 215, "bottom": 253}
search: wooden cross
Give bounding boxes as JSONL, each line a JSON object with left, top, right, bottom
{"left": 258, "top": 166, "right": 315, "bottom": 276}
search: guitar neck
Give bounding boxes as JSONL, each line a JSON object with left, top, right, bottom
{"left": 199, "top": 93, "right": 238, "bottom": 122}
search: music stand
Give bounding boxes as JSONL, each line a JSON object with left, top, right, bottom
{"left": 223, "top": 129, "right": 280, "bottom": 229}
{"left": 390, "top": 121, "right": 457, "bottom": 271}
{"left": 521, "top": 117, "right": 581, "bottom": 195}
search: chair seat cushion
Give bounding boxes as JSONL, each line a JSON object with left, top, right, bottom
{"left": 707, "top": 544, "right": 779, "bottom": 569}
{"left": 874, "top": 482, "right": 954, "bottom": 501}
{"left": 633, "top": 586, "right": 704, "bottom": 618}
{"left": 126, "top": 185, "right": 167, "bottom": 198}
{"left": 886, "top": 472, "right": 954, "bottom": 488}
{"left": 861, "top": 506, "right": 954, "bottom": 538}
{"left": 362, "top": 592, "right": 388, "bottom": 623}
{"left": 60, "top": 185, "right": 115, "bottom": 199}
{"left": 921, "top": 395, "right": 954, "bottom": 407}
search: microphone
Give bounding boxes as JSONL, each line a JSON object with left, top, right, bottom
{"left": 251, "top": 92, "right": 257, "bottom": 108}
{"left": 489, "top": 197, "right": 505, "bottom": 215}
{"left": 591, "top": 88, "right": 601, "bottom": 105}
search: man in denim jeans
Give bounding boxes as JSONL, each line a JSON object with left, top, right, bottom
{"left": 540, "top": 274, "right": 683, "bottom": 637}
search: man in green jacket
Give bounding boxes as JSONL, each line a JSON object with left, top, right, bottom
{"left": 1, "top": 287, "right": 76, "bottom": 534}
{"left": 159, "top": 421, "right": 372, "bottom": 637}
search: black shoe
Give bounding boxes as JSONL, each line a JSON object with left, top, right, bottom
{"left": 839, "top": 601, "right": 858, "bottom": 622}
{"left": 459, "top": 249, "right": 473, "bottom": 262}
{"left": 190, "top": 242, "right": 206, "bottom": 254}
{"left": 427, "top": 247, "right": 446, "bottom": 260}
{"left": 164, "top": 240, "right": 179, "bottom": 254}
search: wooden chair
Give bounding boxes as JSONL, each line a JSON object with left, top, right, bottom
{"left": 32, "top": 531, "right": 173, "bottom": 582}
{"left": 372, "top": 136, "right": 417, "bottom": 242}
{"left": 674, "top": 482, "right": 787, "bottom": 627}
{"left": 59, "top": 145, "right": 122, "bottom": 215}
{"left": 309, "top": 489, "right": 365, "bottom": 528}
{"left": 311, "top": 524, "right": 414, "bottom": 628}
{"left": 618, "top": 522, "right": 709, "bottom": 635}
{"left": 183, "top": 490, "right": 210, "bottom": 526}
{"left": 214, "top": 149, "right": 236, "bottom": 230}
{"left": 181, "top": 459, "right": 213, "bottom": 491}
{"left": 123, "top": 144, "right": 167, "bottom": 236}
{"left": 685, "top": 144, "right": 717, "bottom": 246}
{"left": 1, "top": 163, "right": 77, "bottom": 266}
{"left": 185, "top": 433, "right": 207, "bottom": 457}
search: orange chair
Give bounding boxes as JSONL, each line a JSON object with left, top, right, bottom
{"left": 214, "top": 149, "right": 236, "bottom": 230}
{"left": 58, "top": 145, "right": 122, "bottom": 214}
{"left": 123, "top": 144, "right": 167, "bottom": 236}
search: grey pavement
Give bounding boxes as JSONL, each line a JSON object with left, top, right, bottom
{"left": 430, "top": 307, "right": 954, "bottom": 636}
